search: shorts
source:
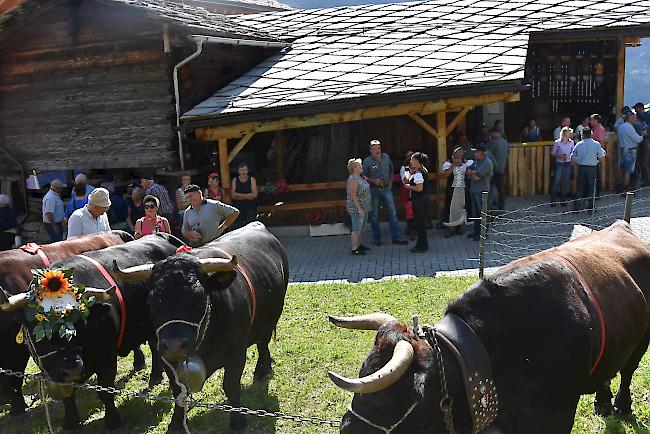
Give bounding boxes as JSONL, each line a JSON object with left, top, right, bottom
{"left": 619, "top": 148, "right": 637, "bottom": 173}
{"left": 349, "top": 212, "right": 368, "bottom": 233}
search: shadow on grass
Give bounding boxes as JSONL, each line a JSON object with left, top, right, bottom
{"left": 189, "top": 379, "right": 279, "bottom": 433}
{"left": 604, "top": 414, "right": 650, "bottom": 434}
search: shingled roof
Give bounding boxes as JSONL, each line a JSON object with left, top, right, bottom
{"left": 182, "top": 0, "right": 650, "bottom": 123}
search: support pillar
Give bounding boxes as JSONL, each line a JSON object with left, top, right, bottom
{"left": 616, "top": 38, "right": 626, "bottom": 112}
{"left": 274, "top": 131, "right": 286, "bottom": 180}
{"left": 218, "top": 138, "right": 230, "bottom": 202}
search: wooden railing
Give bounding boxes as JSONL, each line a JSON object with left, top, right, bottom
{"left": 507, "top": 136, "right": 619, "bottom": 196}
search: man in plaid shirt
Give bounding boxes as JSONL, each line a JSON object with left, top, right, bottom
{"left": 141, "top": 174, "right": 174, "bottom": 223}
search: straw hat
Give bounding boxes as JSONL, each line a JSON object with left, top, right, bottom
{"left": 88, "top": 188, "right": 112, "bottom": 208}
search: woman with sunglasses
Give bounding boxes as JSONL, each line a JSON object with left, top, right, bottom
{"left": 134, "top": 195, "right": 171, "bottom": 239}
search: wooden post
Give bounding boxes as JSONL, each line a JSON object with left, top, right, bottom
{"left": 218, "top": 138, "right": 230, "bottom": 202}
{"left": 479, "top": 191, "right": 488, "bottom": 279}
{"left": 624, "top": 191, "right": 634, "bottom": 223}
{"left": 274, "top": 131, "right": 286, "bottom": 180}
{"left": 436, "top": 111, "right": 447, "bottom": 171}
{"left": 616, "top": 38, "right": 626, "bottom": 112}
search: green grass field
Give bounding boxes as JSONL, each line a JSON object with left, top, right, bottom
{"left": 0, "top": 277, "right": 648, "bottom": 433}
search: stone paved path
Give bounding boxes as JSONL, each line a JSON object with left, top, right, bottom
{"left": 276, "top": 190, "right": 650, "bottom": 284}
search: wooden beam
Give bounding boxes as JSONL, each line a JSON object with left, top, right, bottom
{"left": 195, "top": 91, "right": 521, "bottom": 140}
{"left": 227, "top": 132, "right": 254, "bottom": 164}
{"left": 616, "top": 38, "right": 626, "bottom": 113}
{"left": 408, "top": 113, "right": 439, "bottom": 139}
{"left": 218, "top": 138, "right": 231, "bottom": 202}
{"left": 436, "top": 112, "right": 448, "bottom": 168}
{"left": 274, "top": 131, "right": 286, "bottom": 180}
{"left": 447, "top": 107, "right": 471, "bottom": 135}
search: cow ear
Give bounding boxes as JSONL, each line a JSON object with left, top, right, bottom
{"left": 206, "top": 271, "right": 237, "bottom": 292}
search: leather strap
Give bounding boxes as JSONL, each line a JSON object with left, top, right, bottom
{"left": 435, "top": 314, "right": 499, "bottom": 434}
{"left": 20, "top": 243, "right": 50, "bottom": 266}
{"left": 78, "top": 254, "right": 127, "bottom": 351}
{"left": 556, "top": 253, "right": 606, "bottom": 376}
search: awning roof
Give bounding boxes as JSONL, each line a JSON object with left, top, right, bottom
{"left": 183, "top": 0, "right": 650, "bottom": 123}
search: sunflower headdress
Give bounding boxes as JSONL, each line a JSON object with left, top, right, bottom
{"left": 25, "top": 268, "right": 95, "bottom": 342}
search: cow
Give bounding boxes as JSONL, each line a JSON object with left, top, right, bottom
{"left": 0, "top": 231, "right": 132, "bottom": 416}
{"left": 113, "top": 222, "right": 288, "bottom": 433}
{"left": 328, "top": 221, "right": 650, "bottom": 434}
{"left": 0, "top": 232, "right": 185, "bottom": 430}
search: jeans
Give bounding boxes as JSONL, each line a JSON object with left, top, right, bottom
{"left": 575, "top": 165, "right": 597, "bottom": 210}
{"left": 44, "top": 222, "right": 63, "bottom": 242}
{"left": 370, "top": 188, "right": 401, "bottom": 242}
{"left": 412, "top": 200, "right": 429, "bottom": 251}
{"left": 470, "top": 192, "right": 486, "bottom": 237}
{"left": 493, "top": 173, "right": 506, "bottom": 210}
{"left": 551, "top": 162, "right": 572, "bottom": 200}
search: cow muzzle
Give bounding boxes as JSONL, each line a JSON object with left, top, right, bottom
{"left": 159, "top": 337, "right": 192, "bottom": 363}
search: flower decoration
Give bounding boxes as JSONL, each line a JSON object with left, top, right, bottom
{"left": 25, "top": 268, "right": 95, "bottom": 342}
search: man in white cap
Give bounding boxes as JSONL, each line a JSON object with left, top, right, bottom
{"left": 67, "top": 187, "right": 111, "bottom": 239}
{"left": 42, "top": 179, "right": 66, "bottom": 242}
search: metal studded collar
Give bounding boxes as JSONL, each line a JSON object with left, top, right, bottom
{"left": 434, "top": 314, "right": 500, "bottom": 434}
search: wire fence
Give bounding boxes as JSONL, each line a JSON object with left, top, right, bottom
{"left": 481, "top": 187, "right": 650, "bottom": 271}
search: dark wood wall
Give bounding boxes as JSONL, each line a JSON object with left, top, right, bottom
{"left": 0, "top": 2, "right": 175, "bottom": 173}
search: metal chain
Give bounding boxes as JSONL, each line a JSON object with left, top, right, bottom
{"left": 424, "top": 326, "right": 457, "bottom": 434}
{"left": 0, "top": 366, "right": 340, "bottom": 428}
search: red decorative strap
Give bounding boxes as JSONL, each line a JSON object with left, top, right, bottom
{"left": 78, "top": 255, "right": 127, "bottom": 351}
{"left": 176, "top": 245, "right": 193, "bottom": 254}
{"left": 20, "top": 243, "right": 50, "bottom": 266}
{"left": 557, "top": 254, "right": 606, "bottom": 376}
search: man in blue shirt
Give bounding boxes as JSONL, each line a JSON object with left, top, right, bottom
{"left": 618, "top": 109, "right": 645, "bottom": 191}
{"left": 362, "top": 140, "right": 407, "bottom": 246}
{"left": 467, "top": 145, "right": 493, "bottom": 242}
{"left": 571, "top": 128, "right": 606, "bottom": 211}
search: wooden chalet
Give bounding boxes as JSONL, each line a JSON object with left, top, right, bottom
{"left": 178, "top": 0, "right": 650, "bottom": 223}
{"left": 0, "top": 0, "right": 289, "bottom": 204}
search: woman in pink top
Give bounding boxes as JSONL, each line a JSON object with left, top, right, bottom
{"left": 550, "top": 127, "right": 575, "bottom": 206}
{"left": 134, "top": 195, "right": 171, "bottom": 239}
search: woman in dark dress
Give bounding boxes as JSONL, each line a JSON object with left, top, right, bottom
{"left": 230, "top": 161, "right": 258, "bottom": 230}
{"left": 403, "top": 152, "right": 430, "bottom": 253}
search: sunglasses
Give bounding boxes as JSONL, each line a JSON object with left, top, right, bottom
{"left": 144, "top": 204, "right": 157, "bottom": 209}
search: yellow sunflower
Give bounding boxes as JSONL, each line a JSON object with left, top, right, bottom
{"left": 35, "top": 314, "right": 48, "bottom": 322}
{"left": 39, "top": 271, "right": 70, "bottom": 299}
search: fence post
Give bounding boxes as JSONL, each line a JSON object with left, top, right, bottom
{"left": 479, "top": 191, "right": 488, "bottom": 279}
{"left": 624, "top": 191, "right": 634, "bottom": 223}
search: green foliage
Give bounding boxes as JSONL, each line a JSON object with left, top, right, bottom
{"left": 1, "top": 277, "right": 648, "bottom": 433}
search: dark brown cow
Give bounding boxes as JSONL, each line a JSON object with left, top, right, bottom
{"left": 329, "top": 221, "right": 650, "bottom": 434}
{"left": 0, "top": 231, "right": 132, "bottom": 415}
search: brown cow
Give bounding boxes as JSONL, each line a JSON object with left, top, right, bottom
{"left": 329, "top": 221, "right": 650, "bottom": 434}
{"left": 0, "top": 231, "right": 132, "bottom": 416}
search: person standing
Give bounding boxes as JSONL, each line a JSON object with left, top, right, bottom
{"left": 553, "top": 117, "right": 572, "bottom": 141}
{"left": 73, "top": 173, "right": 94, "bottom": 198}
{"left": 346, "top": 158, "right": 372, "bottom": 255}
{"left": 398, "top": 151, "right": 415, "bottom": 240}
{"left": 571, "top": 128, "right": 606, "bottom": 212}
{"left": 550, "top": 127, "right": 575, "bottom": 206}
{"left": 486, "top": 128, "right": 509, "bottom": 210}
{"left": 42, "top": 179, "right": 65, "bottom": 242}
{"left": 64, "top": 182, "right": 89, "bottom": 222}
{"left": 362, "top": 140, "right": 407, "bottom": 246}
{"left": 521, "top": 119, "right": 541, "bottom": 142}
{"left": 617, "top": 111, "right": 645, "bottom": 192}
{"left": 127, "top": 187, "right": 145, "bottom": 234}
{"left": 575, "top": 116, "right": 590, "bottom": 139}
{"left": 134, "top": 195, "right": 171, "bottom": 239}
{"left": 230, "top": 162, "right": 258, "bottom": 230}
{"left": 204, "top": 172, "right": 224, "bottom": 202}
{"left": 67, "top": 188, "right": 112, "bottom": 238}
{"left": 467, "top": 145, "right": 494, "bottom": 242}
{"left": 176, "top": 174, "right": 192, "bottom": 223}
{"left": 441, "top": 147, "right": 473, "bottom": 237}
{"left": 140, "top": 174, "right": 174, "bottom": 224}
{"left": 590, "top": 114, "right": 607, "bottom": 197}
{"left": 181, "top": 185, "right": 239, "bottom": 247}
{"left": 403, "top": 152, "right": 430, "bottom": 253}
{"left": 632, "top": 102, "right": 649, "bottom": 186}
{"left": 0, "top": 195, "right": 17, "bottom": 251}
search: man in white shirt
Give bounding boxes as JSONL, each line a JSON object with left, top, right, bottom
{"left": 42, "top": 179, "right": 66, "bottom": 242}
{"left": 67, "top": 188, "right": 111, "bottom": 239}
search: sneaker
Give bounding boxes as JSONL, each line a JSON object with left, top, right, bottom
{"left": 358, "top": 244, "right": 370, "bottom": 252}
{"left": 392, "top": 239, "right": 408, "bottom": 245}
{"left": 351, "top": 249, "right": 366, "bottom": 255}
{"left": 410, "top": 247, "right": 428, "bottom": 253}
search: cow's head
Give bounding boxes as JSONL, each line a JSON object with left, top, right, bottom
{"left": 113, "top": 253, "right": 237, "bottom": 363}
{"left": 328, "top": 313, "right": 469, "bottom": 434}
{"left": 0, "top": 284, "right": 115, "bottom": 385}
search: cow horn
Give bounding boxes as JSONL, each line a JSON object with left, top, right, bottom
{"left": 328, "top": 340, "right": 414, "bottom": 394}
{"left": 112, "top": 260, "right": 154, "bottom": 282}
{"left": 84, "top": 286, "right": 116, "bottom": 302}
{"left": 328, "top": 313, "right": 398, "bottom": 330}
{"left": 199, "top": 256, "right": 238, "bottom": 273}
{"left": 0, "top": 292, "right": 31, "bottom": 312}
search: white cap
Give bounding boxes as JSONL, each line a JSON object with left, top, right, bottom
{"left": 370, "top": 139, "right": 381, "bottom": 146}
{"left": 88, "top": 188, "right": 111, "bottom": 208}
